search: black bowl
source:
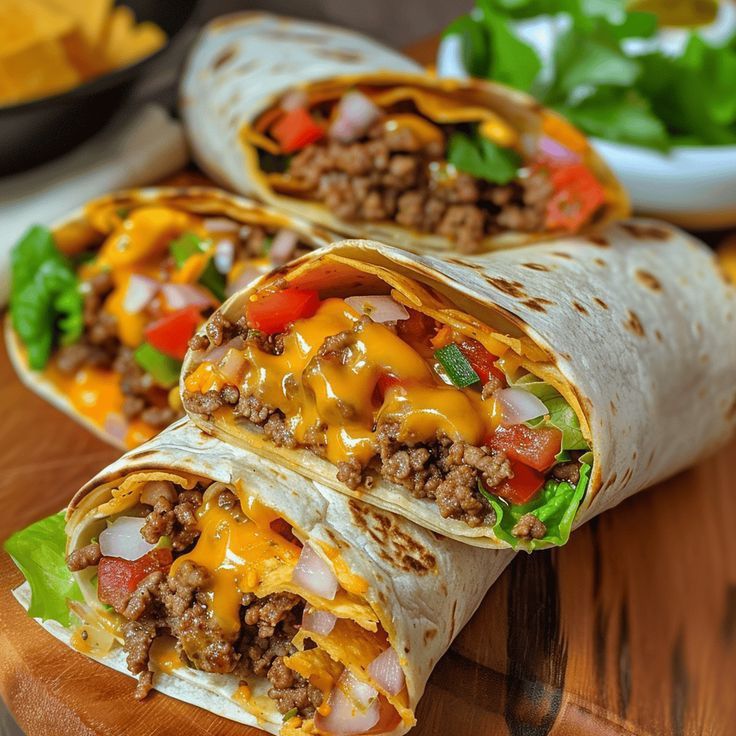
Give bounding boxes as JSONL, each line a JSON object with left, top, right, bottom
{"left": 0, "top": 0, "right": 198, "bottom": 177}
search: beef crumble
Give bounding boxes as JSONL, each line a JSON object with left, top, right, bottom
{"left": 68, "top": 482, "right": 323, "bottom": 716}
{"left": 285, "top": 121, "right": 554, "bottom": 254}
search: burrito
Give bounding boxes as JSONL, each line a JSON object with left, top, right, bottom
{"left": 6, "top": 187, "right": 329, "bottom": 448}
{"left": 5, "top": 419, "right": 512, "bottom": 736}
{"left": 181, "top": 13, "right": 628, "bottom": 255}
{"left": 181, "top": 222, "right": 736, "bottom": 549}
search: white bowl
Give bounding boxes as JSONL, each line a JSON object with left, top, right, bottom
{"left": 436, "top": 15, "right": 736, "bottom": 230}
{"left": 590, "top": 139, "right": 736, "bottom": 229}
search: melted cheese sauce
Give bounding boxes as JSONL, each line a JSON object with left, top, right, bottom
{"left": 196, "top": 298, "right": 496, "bottom": 465}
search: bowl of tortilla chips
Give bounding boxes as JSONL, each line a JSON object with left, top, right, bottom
{"left": 0, "top": 0, "right": 197, "bottom": 175}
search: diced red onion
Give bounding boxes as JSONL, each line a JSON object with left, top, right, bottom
{"left": 330, "top": 91, "right": 381, "bottom": 144}
{"left": 302, "top": 607, "right": 337, "bottom": 636}
{"left": 103, "top": 413, "right": 128, "bottom": 442}
{"left": 203, "top": 217, "right": 240, "bottom": 233}
{"left": 344, "top": 295, "right": 409, "bottom": 323}
{"left": 161, "top": 283, "right": 212, "bottom": 311}
{"left": 315, "top": 671, "right": 380, "bottom": 736}
{"left": 367, "top": 647, "right": 404, "bottom": 696}
{"left": 269, "top": 229, "right": 299, "bottom": 266}
{"left": 495, "top": 387, "right": 548, "bottom": 425}
{"left": 139, "top": 480, "right": 176, "bottom": 506}
{"left": 217, "top": 346, "right": 247, "bottom": 384}
{"left": 538, "top": 135, "right": 581, "bottom": 164}
{"left": 214, "top": 238, "right": 235, "bottom": 274}
{"left": 281, "top": 89, "right": 308, "bottom": 111}
{"left": 226, "top": 267, "right": 263, "bottom": 297}
{"left": 291, "top": 543, "right": 339, "bottom": 600}
{"left": 123, "top": 275, "right": 159, "bottom": 314}
{"left": 99, "top": 516, "right": 156, "bottom": 560}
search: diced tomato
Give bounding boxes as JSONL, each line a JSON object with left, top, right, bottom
{"left": 272, "top": 108, "right": 325, "bottom": 153}
{"left": 457, "top": 339, "right": 505, "bottom": 385}
{"left": 543, "top": 163, "right": 606, "bottom": 232}
{"left": 144, "top": 306, "right": 201, "bottom": 360}
{"left": 246, "top": 288, "right": 320, "bottom": 335}
{"left": 491, "top": 460, "right": 545, "bottom": 505}
{"left": 97, "top": 548, "right": 173, "bottom": 613}
{"left": 373, "top": 373, "right": 402, "bottom": 405}
{"left": 489, "top": 424, "right": 561, "bottom": 472}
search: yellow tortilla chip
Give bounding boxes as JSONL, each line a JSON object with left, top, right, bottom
{"left": 43, "top": 0, "right": 112, "bottom": 48}
{"left": 0, "top": 37, "right": 80, "bottom": 104}
{"left": 0, "top": 0, "right": 76, "bottom": 56}
{"left": 101, "top": 6, "right": 166, "bottom": 68}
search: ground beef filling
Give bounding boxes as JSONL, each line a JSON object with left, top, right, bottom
{"left": 55, "top": 271, "right": 179, "bottom": 429}
{"left": 69, "top": 485, "right": 323, "bottom": 716}
{"left": 284, "top": 121, "right": 554, "bottom": 254}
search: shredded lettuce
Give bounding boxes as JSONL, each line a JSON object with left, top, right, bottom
{"left": 10, "top": 226, "right": 84, "bottom": 370}
{"left": 3, "top": 511, "right": 82, "bottom": 626}
{"left": 480, "top": 461, "right": 591, "bottom": 549}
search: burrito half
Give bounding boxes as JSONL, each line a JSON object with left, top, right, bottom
{"left": 5, "top": 419, "right": 511, "bottom": 736}
{"left": 6, "top": 187, "right": 330, "bottom": 448}
{"left": 181, "top": 12, "right": 628, "bottom": 255}
{"left": 181, "top": 222, "right": 736, "bottom": 549}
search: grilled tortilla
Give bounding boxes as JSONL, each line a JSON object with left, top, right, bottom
{"left": 181, "top": 222, "right": 736, "bottom": 549}
{"left": 180, "top": 12, "right": 628, "bottom": 256}
{"left": 50, "top": 419, "right": 510, "bottom": 735}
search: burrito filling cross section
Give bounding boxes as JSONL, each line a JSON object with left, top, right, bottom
{"left": 250, "top": 84, "right": 609, "bottom": 253}
{"left": 9, "top": 197, "right": 314, "bottom": 447}
{"left": 64, "top": 477, "right": 409, "bottom": 734}
{"left": 183, "top": 263, "right": 591, "bottom": 546}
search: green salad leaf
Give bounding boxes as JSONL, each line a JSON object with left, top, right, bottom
{"left": 170, "top": 232, "right": 227, "bottom": 302}
{"left": 445, "top": 0, "right": 736, "bottom": 149}
{"left": 448, "top": 131, "right": 521, "bottom": 184}
{"left": 3, "top": 511, "right": 83, "bottom": 626}
{"left": 481, "top": 461, "right": 591, "bottom": 549}
{"left": 10, "top": 226, "right": 84, "bottom": 370}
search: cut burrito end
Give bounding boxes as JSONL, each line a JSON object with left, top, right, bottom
{"left": 64, "top": 472, "right": 413, "bottom": 734}
{"left": 7, "top": 420, "right": 511, "bottom": 734}
{"left": 6, "top": 187, "right": 328, "bottom": 449}
{"left": 241, "top": 74, "right": 628, "bottom": 255}
{"left": 181, "top": 243, "right": 593, "bottom": 549}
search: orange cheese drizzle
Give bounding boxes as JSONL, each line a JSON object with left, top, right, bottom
{"left": 187, "top": 298, "right": 497, "bottom": 466}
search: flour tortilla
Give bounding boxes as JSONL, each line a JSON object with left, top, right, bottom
{"left": 5, "top": 186, "right": 332, "bottom": 449}
{"left": 182, "top": 221, "right": 736, "bottom": 548}
{"left": 180, "top": 12, "right": 628, "bottom": 254}
{"left": 61, "top": 418, "right": 512, "bottom": 735}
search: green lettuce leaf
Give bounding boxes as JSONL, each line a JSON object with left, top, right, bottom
{"left": 481, "top": 461, "right": 591, "bottom": 549}
{"left": 10, "top": 226, "right": 83, "bottom": 370}
{"left": 448, "top": 131, "right": 521, "bottom": 184}
{"left": 3, "top": 512, "right": 83, "bottom": 626}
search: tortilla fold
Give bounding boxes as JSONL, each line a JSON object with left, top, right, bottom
{"left": 180, "top": 12, "right": 628, "bottom": 254}
{"left": 60, "top": 418, "right": 512, "bottom": 735}
{"left": 181, "top": 221, "right": 736, "bottom": 548}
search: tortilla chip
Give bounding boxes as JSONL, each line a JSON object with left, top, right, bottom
{"left": 0, "top": 37, "right": 80, "bottom": 104}
{"left": 101, "top": 6, "right": 166, "bottom": 68}
{"left": 0, "top": 0, "right": 76, "bottom": 56}
{"left": 43, "top": 0, "right": 112, "bottom": 47}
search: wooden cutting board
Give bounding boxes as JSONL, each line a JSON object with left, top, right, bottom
{"left": 1, "top": 35, "right": 735, "bottom": 736}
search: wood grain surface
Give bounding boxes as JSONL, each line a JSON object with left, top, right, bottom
{"left": 1, "top": 35, "right": 735, "bottom": 736}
